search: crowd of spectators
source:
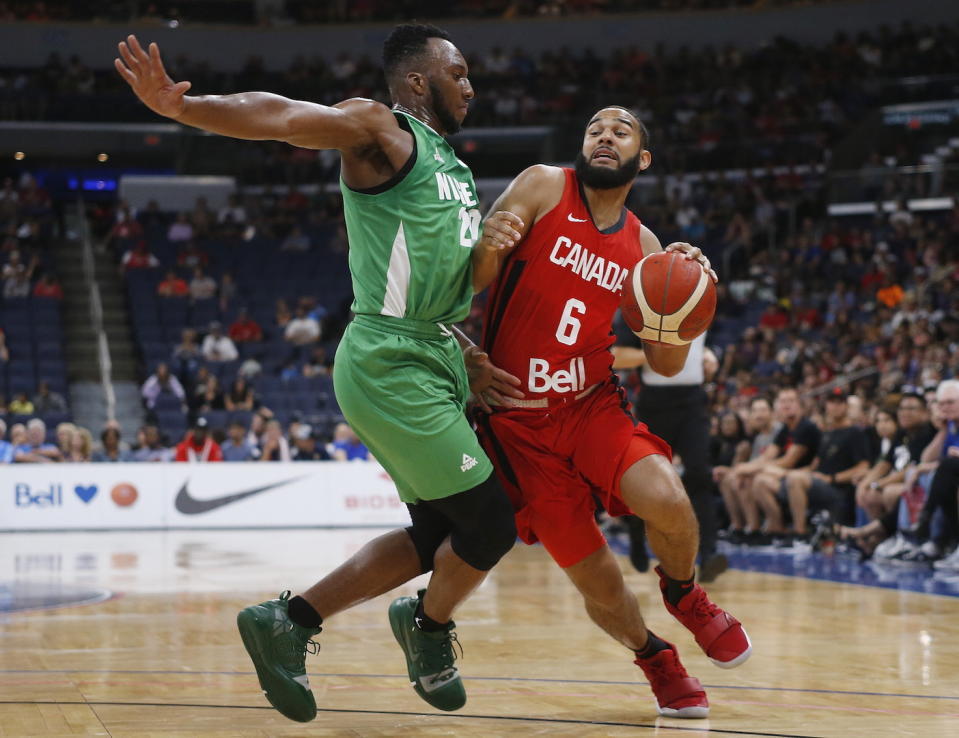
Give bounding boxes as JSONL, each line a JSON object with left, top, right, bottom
{"left": 3, "top": 21, "right": 957, "bottom": 175}
{"left": 0, "top": 412, "right": 371, "bottom": 464}
{"left": 0, "top": 0, "right": 837, "bottom": 26}
{"left": 643, "top": 194, "right": 959, "bottom": 568}
{"left": 0, "top": 172, "right": 66, "bottom": 427}
{"left": 4, "top": 172, "right": 958, "bottom": 575}
{"left": 701, "top": 377, "right": 959, "bottom": 570}
{"left": 0, "top": 173, "right": 61, "bottom": 296}
{"left": 3, "top": 4, "right": 956, "bottom": 568}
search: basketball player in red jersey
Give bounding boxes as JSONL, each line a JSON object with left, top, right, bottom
{"left": 472, "top": 107, "right": 750, "bottom": 718}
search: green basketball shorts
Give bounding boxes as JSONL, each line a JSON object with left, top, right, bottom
{"left": 333, "top": 314, "right": 494, "bottom": 504}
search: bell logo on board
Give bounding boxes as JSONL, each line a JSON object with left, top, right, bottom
{"left": 15, "top": 483, "right": 64, "bottom": 507}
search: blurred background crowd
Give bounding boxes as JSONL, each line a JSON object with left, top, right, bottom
{"left": 1, "top": 1, "right": 957, "bottom": 564}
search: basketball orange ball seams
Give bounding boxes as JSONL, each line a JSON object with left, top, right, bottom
{"left": 621, "top": 251, "right": 716, "bottom": 345}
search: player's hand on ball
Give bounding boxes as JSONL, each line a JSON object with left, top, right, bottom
{"left": 463, "top": 346, "right": 525, "bottom": 413}
{"left": 665, "top": 242, "right": 718, "bottom": 283}
{"left": 115, "top": 35, "right": 192, "bottom": 119}
{"left": 478, "top": 211, "right": 524, "bottom": 252}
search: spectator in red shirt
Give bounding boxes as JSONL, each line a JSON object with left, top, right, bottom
{"left": 174, "top": 417, "right": 223, "bottom": 462}
{"left": 228, "top": 307, "right": 263, "bottom": 343}
{"left": 108, "top": 205, "right": 144, "bottom": 247}
{"left": 32, "top": 273, "right": 63, "bottom": 299}
{"left": 758, "top": 303, "right": 790, "bottom": 331}
{"left": 157, "top": 269, "right": 189, "bottom": 297}
{"left": 121, "top": 240, "right": 160, "bottom": 272}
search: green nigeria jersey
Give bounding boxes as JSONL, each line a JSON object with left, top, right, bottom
{"left": 340, "top": 110, "right": 481, "bottom": 325}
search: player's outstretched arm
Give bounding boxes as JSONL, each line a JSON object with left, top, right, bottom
{"left": 472, "top": 164, "right": 565, "bottom": 293}
{"left": 115, "top": 35, "right": 386, "bottom": 151}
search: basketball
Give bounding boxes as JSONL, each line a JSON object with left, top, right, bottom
{"left": 620, "top": 251, "right": 716, "bottom": 346}
{"left": 110, "top": 483, "right": 139, "bottom": 508}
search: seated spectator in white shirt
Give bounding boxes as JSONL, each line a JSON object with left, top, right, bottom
{"left": 189, "top": 267, "right": 217, "bottom": 300}
{"left": 3, "top": 272, "right": 30, "bottom": 299}
{"left": 121, "top": 241, "right": 160, "bottom": 272}
{"left": 259, "top": 419, "right": 291, "bottom": 462}
{"left": 284, "top": 306, "right": 321, "bottom": 346}
{"left": 167, "top": 212, "right": 194, "bottom": 243}
{"left": 217, "top": 194, "right": 247, "bottom": 225}
{"left": 141, "top": 362, "right": 186, "bottom": 410}
{"left": 202, "top": 321, "right": 239, "bottom": 362}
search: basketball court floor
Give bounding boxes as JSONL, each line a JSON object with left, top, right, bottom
{"left": 2, "top": 528, "right": 958, "bottom": 737}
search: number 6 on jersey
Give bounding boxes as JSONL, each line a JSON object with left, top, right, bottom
{"left": 556, "top": 298, "right": 586, "bottom": 346}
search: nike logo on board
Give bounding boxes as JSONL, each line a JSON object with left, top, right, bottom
{"left": 174, "top": 477, "right": 307, "bottom": 514}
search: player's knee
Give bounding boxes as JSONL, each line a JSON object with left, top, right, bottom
{"left": 405, "top": 525, "right": 447, "bottom": 574}
{"left": 649, "top": 468, "right": 692, "bottom": 518}
{"left": 451, "top": 526, "right": 515, "bottom": 571}
{"left": 569, "top": 554, "right": 626, "bottom": 607}
{"left": 451, "top": 476, "right": 516, "bottom": 571}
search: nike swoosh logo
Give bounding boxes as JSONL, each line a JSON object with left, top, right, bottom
{"left": 174, "top": 477, "right": 307, "bottom": 514}
{"left": 567, "top": 214, "right": 588, "bottom": 222}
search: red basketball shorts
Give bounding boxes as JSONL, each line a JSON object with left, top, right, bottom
{"left": 476, "top": 380, "right": 672, "bottom": 568}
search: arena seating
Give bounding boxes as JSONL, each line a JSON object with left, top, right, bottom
{"left": 123, "top": 220, "right": 350, "bottom": 440}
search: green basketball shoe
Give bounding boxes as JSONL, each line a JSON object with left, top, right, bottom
{"left": 388, "top": 589, "right": 466, "bottom": 712}
{"left": 237, "top": 591, "right": 321, "bottom": 723}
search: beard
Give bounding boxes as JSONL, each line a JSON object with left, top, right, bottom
{"left": 429, "top": 81, "right": 463, "bottom": 135}
{"left": 574, "top": 150, "right": 641, "bottom": 189}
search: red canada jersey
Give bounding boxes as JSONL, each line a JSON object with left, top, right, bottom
{"left": 482, "top": 168, "right": 643, "bottom": 400}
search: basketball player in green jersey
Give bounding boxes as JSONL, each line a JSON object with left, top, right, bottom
{"left": 116, "top": 24, "right": 526, "bottom": 721}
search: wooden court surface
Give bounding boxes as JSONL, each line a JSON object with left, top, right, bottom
{"left": 1, "top": 529, "right": 957, "bottom": 737}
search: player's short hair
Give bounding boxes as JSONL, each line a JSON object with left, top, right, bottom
{"left": 589, "top": 106, "right": 650, "bottom": 150}
{"left": 382, "top": 23, "right": 452, "bottom": 79}
{"left": 636, "top": 117, "right": 650, "bottom": 150}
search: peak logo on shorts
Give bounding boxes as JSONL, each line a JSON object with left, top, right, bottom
{"left": 460, "top": 454, "right": 478, "bottom": 472}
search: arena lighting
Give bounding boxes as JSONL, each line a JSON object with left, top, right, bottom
{"left": 97, "top": 152, "right": 109, "bottom": 162}
{"left": 14, "top": 151, "right": 25, "bottom": 160}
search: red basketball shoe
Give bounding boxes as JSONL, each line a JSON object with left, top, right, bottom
{"left": 655, "top": 566, "right": 752, "bottom": 668}
{"left": 634, "top": 640, "right": 709, "bottom": 718}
